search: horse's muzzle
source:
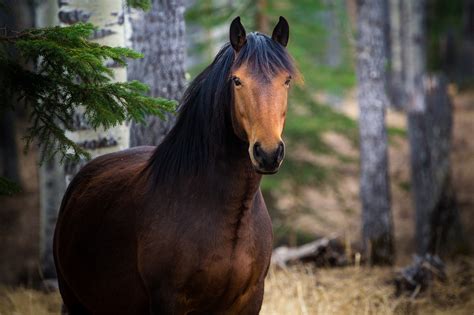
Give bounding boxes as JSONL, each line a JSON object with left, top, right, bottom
{"left": 252, "top": 141, "right": 284, "bottom": 174}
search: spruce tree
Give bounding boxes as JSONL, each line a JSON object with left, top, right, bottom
{"left": 0, "top": 2, "right": 176, "bottom": 195}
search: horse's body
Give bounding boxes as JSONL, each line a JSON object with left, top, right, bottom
{"left": 54, "top": 145, "right": 271, "bottom": 314}
{"left": 54, "top": 17, "right": 296, "bottom": 314}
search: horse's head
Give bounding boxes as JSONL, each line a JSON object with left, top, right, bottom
{"left": 229, "top": 17, "right": 296, "bottom": 174}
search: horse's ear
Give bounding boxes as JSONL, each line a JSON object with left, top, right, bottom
{"left": 230, "top": 16, "right": 247, "bottom": 52}
{"left": 272, "top": 16, "right": 289, "bottom": 47}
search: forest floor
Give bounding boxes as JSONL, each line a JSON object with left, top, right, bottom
{"left": 0, "top": 258, "right": 473, "bottom": 315}
{"left": 0, "top": 90, "right": 473, "bottom": 314}
{"left": 261, "top": 258, "right": 474, "bottom": 315}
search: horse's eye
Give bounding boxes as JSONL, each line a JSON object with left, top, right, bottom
{"left": 284, "top": 78, "right": 291, "bottom": 87}
{"left": 232, "top": 76, "right": 242, "bottom": 87}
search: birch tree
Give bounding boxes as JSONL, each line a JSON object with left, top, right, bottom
{"left": 38, "top": 0, "right": 131, "bottom": 284}
{"left": 59, "top": 0, "right": 131, "bottom": 181}
{"left": 34, "top": 0, "right": 174, "bottom": 284}
{"left": 1, "top": 0, "right": 173, "bottom": 285}
{"left": 356, "top": 0, "right": 394, "bottom": 265}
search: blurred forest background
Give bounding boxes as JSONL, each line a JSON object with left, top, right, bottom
{"left": 0, "top": 0, "right": 473, "bottom": 314}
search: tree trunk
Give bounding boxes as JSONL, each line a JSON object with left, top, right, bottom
{"left": 58, "top": 0, "right": 131, "bottom": 178}
{"left": 0, "top": 0, "right": 33, "bottom": 186}
{"left": 128, "top": 0, "right": 186, "bottom": 146}
{"left": 405, "top": 0, "right": 428, "bottom": 255}
{"left": 0, "top": 0, "right": 35, "bottom": 286}
{"left": 404, "top": 0, "right": 426, "bottom": 105}
{"left": 388, "top": 0, "right": 406, "bottom": 109}
{"left": 323, "top": 0, "right": 343, "bottom": 68}
{"left": 356, "top": 0, "right": 394, "bottom": 265}
{"left": 35, "top": 0, "right": 65, "bottom": 285}
{"left": 404, "top": 0, "right": 465, "bottom": 256}
{"left": 408, "top": 76, "right": 463, "bottom": 255}
{"left": 39, "top": 158, "right": 65, "bottom": 282}
{"left": 0, "top": 112, "right": 19, "bottom": 185}
{"left": 38, "top": 0, "right": 131, "bottom": 284}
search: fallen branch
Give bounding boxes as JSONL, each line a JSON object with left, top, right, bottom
{"left": 271, "top": 237, "right": 348, "bottom": 268}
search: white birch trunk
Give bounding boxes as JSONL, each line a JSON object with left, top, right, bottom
{"left": 60, "top": 0, "right": 130, "bottom": 182}
{"left": 39, "top": 0, "right": 130, "bottom": 285}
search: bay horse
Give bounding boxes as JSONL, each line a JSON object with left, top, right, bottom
{"left": 54, "top": 16, "right": 297, "bottom": 315}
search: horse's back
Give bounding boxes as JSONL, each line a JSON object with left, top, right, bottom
{"left": 54, "top": 146, "right": 154, "bottom": 314}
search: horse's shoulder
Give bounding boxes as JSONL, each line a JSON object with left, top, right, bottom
{"left": 74, "top": 146, "right": 152, "bottom": 175}
{"left": 62, "top": 146, "right": 154, "bottom": 201}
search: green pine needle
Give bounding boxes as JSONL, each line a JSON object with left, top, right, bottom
{"left": 0, "top": 22, "right": 177, "bottom": 165}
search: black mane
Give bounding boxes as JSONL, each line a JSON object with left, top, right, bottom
{"left": 146, "top": 32, "right": 296, "bottom": 185}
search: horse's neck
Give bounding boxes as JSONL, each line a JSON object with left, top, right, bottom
{"left": 213, "top": 143, "right": 262, "bottom": 215}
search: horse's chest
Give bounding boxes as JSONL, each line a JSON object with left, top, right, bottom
{"left": 182, "top": 212, "right": 268, "bottom": 303}
{"left": 185, "top": 240, "right": 261, "bottom": 305}
{"left": 140, "top": 190, "right": 272, "bottom": 311}
{"left": 209, "top": 243, "right": 256, "bottom": 282}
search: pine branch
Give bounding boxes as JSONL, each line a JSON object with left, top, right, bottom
{"left": 0, "top": 22, "right": 177, "bottom": 165}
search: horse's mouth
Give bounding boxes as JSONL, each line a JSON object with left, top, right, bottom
{"left": 254, "top": 167, "right": 279, "bottom": 175}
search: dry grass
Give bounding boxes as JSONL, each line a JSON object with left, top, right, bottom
{"left": 0, "top": 287, "right": 61, "bottom": 315}
{"left": 1, "top": 259, "right": 473, "bottom": 315}
{"left": 262, "top": 260, "right": 474, "bottom": 315}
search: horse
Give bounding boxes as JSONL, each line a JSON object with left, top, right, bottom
{"left": 54, "top": 16, "right": 298, "bottom": 315}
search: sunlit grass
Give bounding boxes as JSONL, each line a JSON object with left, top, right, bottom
{"left": 261, "top": 259, "right": 474, "bottom": 315}
{"left": 0, "top": 287, "right": 61, "bottom": 315}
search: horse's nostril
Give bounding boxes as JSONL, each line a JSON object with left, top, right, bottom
{"left": 253, "top": 142, "right": 263, "bottom": 160}
{"left": 253, "top": 141, "right": 284, "bottom": 171}
{"left": 276, "top": 142, "right": 285, "bottom": 161}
